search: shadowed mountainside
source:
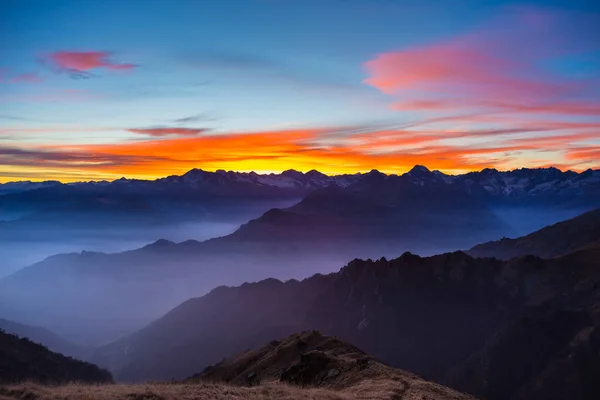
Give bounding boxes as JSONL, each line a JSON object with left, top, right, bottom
{"left": 468, "top": 207, "right": 600, "bottom": 259}
{"left": 92, "top": 243, "right": 600, "bottom": 399}
{"left": 443, "top": 248, "right": 600, "bottom": 399}
{"left": 0, "top": 330, "right": 112, "bottom": 384}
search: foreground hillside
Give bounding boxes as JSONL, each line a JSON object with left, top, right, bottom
{"left": 468, "top": 207, "right": 600, "bottom": 259}
{"left": 0, "top": 330, "right": 112, "bottom": 384}
{"left": 0, "top": 331, "right": 475, "bottom": 400}
{"left": 0, "top": 381, "right": 473, "bottom": 400}
{"left": 192, "top": 330, "right": 474, "bottom": 399}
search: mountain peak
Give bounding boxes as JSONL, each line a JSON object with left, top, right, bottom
{"left": 407, "top": 165, "right": 431, "bottom": 174}
{"left": 305, "top": 169, "right": 327, "bottom": 178}
{"left": 281, "top": 169, "right": 304, "bottom": 178}
{"left": 366, "top": 169, "right": 384, "bottom": 176}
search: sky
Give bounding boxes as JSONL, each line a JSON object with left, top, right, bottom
{"left": 1, "top": 0, "right": 599, "bottom": 182}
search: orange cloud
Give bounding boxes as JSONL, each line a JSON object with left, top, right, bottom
{"left": 1, "top": 127, "right": 553, "bottom": 182}
{"left": 565, "top": 147, "right": 600, "bottom": 161}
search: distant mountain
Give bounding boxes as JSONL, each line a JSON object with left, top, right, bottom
{"left": 468, "top": 207, "right": 600, "bottom": 259}
{"left": 3, "top": 166, "right": 599, "bottom": 222}
{"left": 190, "top": 330, "right": 476, "bottom": 399}
{"left": 0, "top": 180, "right": 61, "bottom": 195}
{"left": 450, "top": 167, "right": 600, "bottom": 203}
{"left": 0, "top": 330, "right": 112, "bottom": 384}
{"left": 0, "top": 318, "right": 87, "bottom": 359}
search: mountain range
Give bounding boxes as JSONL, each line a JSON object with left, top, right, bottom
{"left": 2, "top": 166, "right": 599, "bottom": 230}
{"left": 2, "top": 167, "right": 600, "bottom": 399}
{"left": 1, "top": 166, "right": 599, "bottom": 343}
{"left": 3, "top": 166, "right": 599, "bottom": 198}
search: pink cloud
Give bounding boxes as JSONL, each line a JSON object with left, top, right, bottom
{"left": 0, "top": 72, "right": 44, "bottom": 84}
{"left": 363, "top": 8, "right": 600, "bottom": 118}
{"left": 10, "top": 73, "right": 44, "bottom": 83}
{"left": 45, "top": 51, "right": 136, "bottom": 76}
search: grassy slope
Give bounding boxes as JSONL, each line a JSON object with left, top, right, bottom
{"left": 0, "top": 381, "right": 475, "bottom": 400}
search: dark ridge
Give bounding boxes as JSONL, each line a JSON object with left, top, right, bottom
{"left": 0, "top": 330, "right": 112, "bottom": 384}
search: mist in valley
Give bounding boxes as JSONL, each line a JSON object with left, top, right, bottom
{"left": 0, "top": 221, "right": 240, "bottom": 278}
{"left": 0, "top": 199, "right": 586, "bottom": 346}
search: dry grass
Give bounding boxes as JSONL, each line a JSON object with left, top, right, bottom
{"left": 0, "top": 379, "right": 476, "bottom": 400}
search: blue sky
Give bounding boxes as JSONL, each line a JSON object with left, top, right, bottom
{"left": 1, "top": 0, "right": 599, "bottom": 181}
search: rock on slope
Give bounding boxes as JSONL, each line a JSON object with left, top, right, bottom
{"left": 468, "top": 207, "right": 600, "bottom": 259}
{"left": 0, "top": 330, "right": 112, "bottom": 384}
{"left": 191, "top": 330, "right": 476, "bottom": 399}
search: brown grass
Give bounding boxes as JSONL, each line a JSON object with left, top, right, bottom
{"left": 0, "top": 379, "right": 476, "bottom": 400}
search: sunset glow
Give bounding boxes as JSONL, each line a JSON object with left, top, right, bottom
{"left": 1, "top": 1, "right": 599, "bottom": 182}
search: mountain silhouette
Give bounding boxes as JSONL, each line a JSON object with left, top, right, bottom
{"left": 468, "top": 207, "right": 600, "bottom": 259}
{"left": 0, "top": 329, "right": 112, "bottom": 384}
{"left": 0, "top": 318, "right": 88, "bottom": 360}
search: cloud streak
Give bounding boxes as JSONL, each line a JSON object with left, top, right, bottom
{"left": 44, "top": 51, "right": 136, "bottom": 78}
{"left": 127, "top": 127, "right": 210, "bottom": 137}
{"left": 3, "top": 122, "right": 598, "bottom": 182}
{"left": 363, "top": 8, "right": 600, "bottom": 118}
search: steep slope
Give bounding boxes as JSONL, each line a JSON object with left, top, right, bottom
{"left": 444, "top": 248, "right": 600, "bottom": 400}
{"left": 191, "top": 330, "right": 477, "bottom": 399}
{"left": 92, "top": 248, "right": 591, "bottom": 382}
{"left": 468, "top": 207, "right": 600, "bottom": 259}
{"left": 0, "top": 330, "right": 112, "bottom": 384}
{"left": 0, "top": 319, "right": 87, "bottom": 359}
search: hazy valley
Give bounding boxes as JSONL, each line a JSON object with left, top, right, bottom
{"left": 0, "top": 164, "right": 599, "bottom": 400}
{"left": 1, "top": 167, "right": 598, "bottom": 343}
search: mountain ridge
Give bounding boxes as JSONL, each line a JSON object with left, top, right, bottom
{"left": 2, "top": 166, "right": 599, "bottom": 199}
{"left": 468, "top": 207, "right": 600, "bottom": 259}
{"left": 0, "top": 330, "right": 112, "bottom": 384}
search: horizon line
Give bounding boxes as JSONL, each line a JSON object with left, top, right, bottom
{"left": 1, "top": 164, "right": 597, "bottom": 185}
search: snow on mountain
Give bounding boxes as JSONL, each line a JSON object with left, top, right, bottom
{"left": 2, "top": 167, "right": 599, "bottom": 199}
{"left": 0, "top": 180, "right": 62, "bottom": 195}
{"left": 451, "top": 167, "right": 599, "bottom": 199}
